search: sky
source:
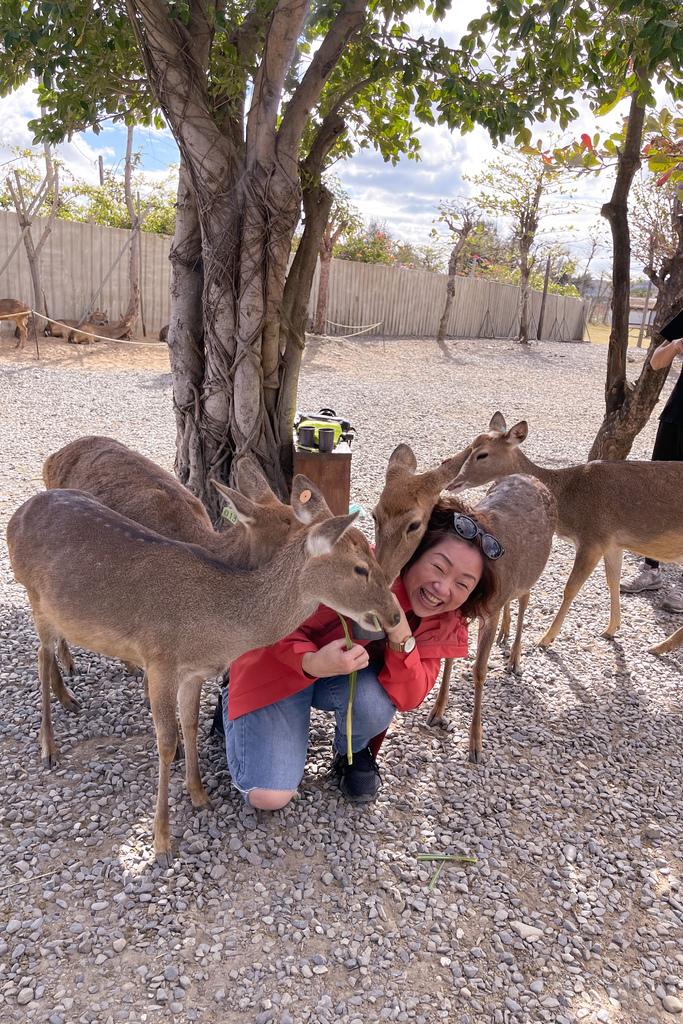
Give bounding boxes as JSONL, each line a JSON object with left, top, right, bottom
{"left": 0, "top": 2, "right": 654, "bottom": 279}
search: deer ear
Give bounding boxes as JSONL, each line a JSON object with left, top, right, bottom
{"left": 489, "top": 411, "right": 507, "bottom": 432}
{"left": 504, "top": 421, "right": 528, "bottom": 447}
{"left": 306, "top": 511, "right": 360, "bottom": 558}
{"left": 291, "top": 475, "right": 332, "bottom": 525}
{"left": 434, "top": 445, "right": 472, "bottom": 488}
{"left": 236, "top": 458, "right": 275, "bottom": 502}
{"left": 386, "top": 443, "right": 417, "bottom": 477}
{"left": 210, "top": 479, "right": 256, "bottom": 525}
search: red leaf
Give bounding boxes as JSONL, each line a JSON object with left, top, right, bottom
{"left": 656, "top": 169, "right": 673, "bottom": 187}
{"left": 580, "top": 133, "right": 593, "bottom": 151}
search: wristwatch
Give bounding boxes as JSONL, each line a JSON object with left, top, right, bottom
{"left": 387, "top": 634, "right": 416, "bottom": 654}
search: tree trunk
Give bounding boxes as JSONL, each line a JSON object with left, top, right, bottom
{"left": 312, "top": 246, "right": 332, "bottom": 335}
{"left": 128, "top": 0, "right": 368, "bottom": 515}
{"left": 588, "top": 196, "right": 683, "bottom": 461}
{"left": 123, "top": 124, "right": 141, "bottom": 325}
{"left": 589, "top": 87, "right": 647, "bottom": 459}
{"left": 518, "top": 252, "right": 531, "bottom": 344}
{"left": 436, "top": 233, "right": 470, "bottom": 344}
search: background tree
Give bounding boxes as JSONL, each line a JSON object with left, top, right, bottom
{"left": 311, "top": 176, "right": 362, "bottom": 335}
{"left": 461, "top": 0, "right": 683, "bottom": 456}
{"left": 431, "top": 199, "right": 482, "bottom": 343}
{"left": 466, "top": 150, "right": 575, "bottom": 343}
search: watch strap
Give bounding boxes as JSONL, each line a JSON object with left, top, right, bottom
{"left": 387, "top": 634, "right": 414, "bottom": 653}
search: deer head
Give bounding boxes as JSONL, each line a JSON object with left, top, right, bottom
{"left": 449, "top": 413, "right": 529, "bottom": 493}
{"left": 292, "top": 476, "right": 400, "bottom": 632}
{"left": 372, "top": 443, "right": 472, "bottom": 584}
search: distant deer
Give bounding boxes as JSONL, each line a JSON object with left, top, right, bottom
{"left": 450, "top": 412, "right": 683, "bottom": 651}
{"left": 47, "top": 310, "right": 108, "bottom": 344}
{"left": 0, "top": 299, "right": 31, "bottom": 348}
{"left": 43, "top": 436, "right": 304, "bottom": 677}
{"left": 373, "top": 443, "right": 556, "bottom": 761}
{"left": 7, "top": 478, "right": 399, "bottom": 866}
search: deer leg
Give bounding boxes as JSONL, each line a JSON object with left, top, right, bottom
{"left": 537, "top": 545, "right": 603, "bottom": 647}
{"left": 47, "top": 649, "right": 80, "bottom": 713}
{"left": 649, "top": 624, "right": 683, "bottom": 655}
{"left": 507, "top": 592, "right": 530, "bottom": 674}
{"left": 426, "top": 658, "right": 454, "bottom": 727}
{"left": 57, "top": 636, "right": 76, "bottom": 677}
{"left": 147, "top": 667, "right": 180, "bottom": 868}
{"left": 497, "top": 603, "right": 512, "bottom": 644}
{"left": 15, "top": 318, "right": 27, "bottom": 349}
{"left": 37, "top": 640, "right": 58, "bottom": 768}
{"left": 177, "top": 678, "right": 211, "bottom": 809}
{"left": 469, "top": 613, "right": 500, "bottom": 764}
{"left": 601, "top": 548, "right": 623, "bottom": 638}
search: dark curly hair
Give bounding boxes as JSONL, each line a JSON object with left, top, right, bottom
{"left": 402, "top": 496, "right": 501, "bottom": 622}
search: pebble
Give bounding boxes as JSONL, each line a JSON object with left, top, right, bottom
{"left": 1, "top": 337, "right": 682, "bottom": 1024}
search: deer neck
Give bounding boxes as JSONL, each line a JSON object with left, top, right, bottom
{"left": 506, "top": 448, "right": 558, "bottom": 493}
{"left": 211, "top": 536, "right": 319, "bottom": 658}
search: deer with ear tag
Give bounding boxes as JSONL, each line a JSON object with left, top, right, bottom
{"left": 7, "top": 475, "right": 399, "bottom": 866}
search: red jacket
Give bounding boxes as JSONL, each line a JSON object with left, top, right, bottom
{"left": 228, "top": 577, "right": 469, "bottom": 722}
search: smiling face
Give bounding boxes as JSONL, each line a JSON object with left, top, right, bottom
{"left": 401, "top": 535, "right": 484, "bottom": 617}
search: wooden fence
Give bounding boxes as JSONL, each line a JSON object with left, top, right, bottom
{"left": 0, "top": 210, "right": 586, "bottom": 340}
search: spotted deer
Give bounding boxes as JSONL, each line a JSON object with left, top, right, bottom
{"left": 7, "top": 478, "right": 399, "bottom": 866}
{"left": 0, "top": 298, "right": 31, "bottom": 347}
{"left": 450, "top": 412, "right": 683, "bottom": 654}
{"left": 373, "top": 443, "right": 556, "bottom": 761}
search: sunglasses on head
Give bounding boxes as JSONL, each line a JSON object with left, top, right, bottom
{"left": 453, "top": 513, "right": 505, "bottom": 560}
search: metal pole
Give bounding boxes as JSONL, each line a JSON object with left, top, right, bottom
{"left": 77, "top": 204, "right": 151, "bottom": 325}
{"left": 637, "top": 278, "right": 652, "bottom": 348}
{"left": 537, "top": 256, "right": 551, "bottom": 340}
{"left": 98, "top": 155, "right": 104, "bottom": 186}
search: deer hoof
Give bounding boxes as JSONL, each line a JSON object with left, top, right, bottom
{"left": 63, "top": 693, "right": 81, "bottom": 713}
{"left": 41, "top": 752, "right": 58, "bottom": 769}
{"left": 536, "top": 633, "right": 555, "bottom": 648}
{"left": 173, "top": 744, "right": 184, "bottom": 763}
{"left": 496, "top": 633, "right": 509, "bottom": 646}
{"left": 155, "top": 849, "right": 174, "bottom": 870}
{"left": 468, "top": 748, "right": 483, "bottom": 765}
{"left": 426, "top": 708, "right": 448, "bottom": 729}
{"left": 600, "top": 629, "right": 616, "bottom": 640}
{"left": 194, "top": 796, "right": 214, "bottom": 812}
{"left": 506, "top": 661, "right": 522, "bottom": 676}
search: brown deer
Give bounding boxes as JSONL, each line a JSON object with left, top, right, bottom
{"left": 7, "top": 478, "right": 399, "bottom": 866}
{"left": 450, "top": 412, "right": 683, "bottom": 650}
{"left": 47, "top": 310, "right": 108, "bottom": 344}
{"left": 0, "top": 299, "right": 31, "bottom": 347}
{"left": 43, "top": 436, "right": 304, "bottom": 677}
{"left": 373, "top": 443, "right": 556, "bottom": 761}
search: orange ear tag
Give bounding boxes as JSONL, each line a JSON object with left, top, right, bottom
{"left": 300, "top": 489, "right": 311, "bottom": 503}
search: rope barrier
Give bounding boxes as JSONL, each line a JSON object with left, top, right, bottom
{"left": 1, "top": 307, "right": 165, "bottom": 347}
{"left": 324, "top": 318, "right": 383, "bottom": 339}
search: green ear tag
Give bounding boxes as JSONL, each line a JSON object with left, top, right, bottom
{"left": 221, "top": 505, "right": 238, "bottom": 525}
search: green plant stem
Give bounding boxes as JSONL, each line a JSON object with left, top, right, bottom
{"left": 337, "top": 613, "right": 356, "bottom": 766}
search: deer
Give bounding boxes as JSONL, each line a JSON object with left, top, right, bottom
{"left": 450, "top": 411, "right": 683, "bottom": 652}
{"left": 47, "top": 310, "right": 108, "bottom": 344}
{"left": 0, "top": 298, "right": 31, "bottom": 348}
{"left": 7, "top": 477, "right": 400, "bottom": 866}
{"left": 43, "top": 436, "right": 305, "bottom": 679}
{"left": 373, "top": 443, "right": 556, "bottom": 761}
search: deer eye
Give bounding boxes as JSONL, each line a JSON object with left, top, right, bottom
{"left": 476, "top": 452, "right": 489, "bottom": 460}
{"left": 407, "top": 521, "right": 421, "bottom": 533}
{"left": 354, "top": 566, "right": 369, "bottom": 578}
{"left": 371, "top": 510, "right": 378, "bottom": 522}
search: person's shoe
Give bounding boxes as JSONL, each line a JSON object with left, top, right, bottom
{"left": 330, "top": 747, "right": 381, "bottom": 803}
{"left": 661, "top": 580, "right": 683, "bottom": 613}
{"left": 620, "top": 566, "right": 663, "bottom": 594}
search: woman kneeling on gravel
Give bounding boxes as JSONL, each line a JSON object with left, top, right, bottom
{"left": 220, "top": 498, "right": 500, "bottom": 808}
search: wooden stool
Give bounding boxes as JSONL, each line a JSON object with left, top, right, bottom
{"left": 292, "top": 447, "right": 352, "bottom": 517}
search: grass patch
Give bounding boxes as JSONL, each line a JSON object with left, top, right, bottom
{"left": 586, "top": 322, "right": 650, "bottom": 348}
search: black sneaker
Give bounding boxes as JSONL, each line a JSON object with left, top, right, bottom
{"left": 209, "top": 670, "right": 230, "bottom": 738}
{"left": 330, "top": 746, "right": 381, "bottom": 802}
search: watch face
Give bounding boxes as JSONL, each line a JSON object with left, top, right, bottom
{"left": 404, "top": 635, "right": 416, "bottom": 653}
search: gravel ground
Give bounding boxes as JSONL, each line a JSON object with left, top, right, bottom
{"left": 1, "top": 334, "right": 682, "bottom": 1024}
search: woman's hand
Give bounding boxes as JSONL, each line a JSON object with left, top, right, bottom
{"left": 302, "top": 638, "right": 369, "bottom": 678}
{"left": 385, "top": 594, "right": 412, "bottom": 645}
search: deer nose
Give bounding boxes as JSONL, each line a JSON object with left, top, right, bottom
{"left": 390, "top": 611, "right": 401, "bottom": 628}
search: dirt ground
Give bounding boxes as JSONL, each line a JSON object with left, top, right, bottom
{"left": 0, "top": 331, "right": 171, "bottom": 373}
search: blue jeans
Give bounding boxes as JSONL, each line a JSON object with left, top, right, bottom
{"left": 223, "top": 661, "right": 396, "bottom": 799}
